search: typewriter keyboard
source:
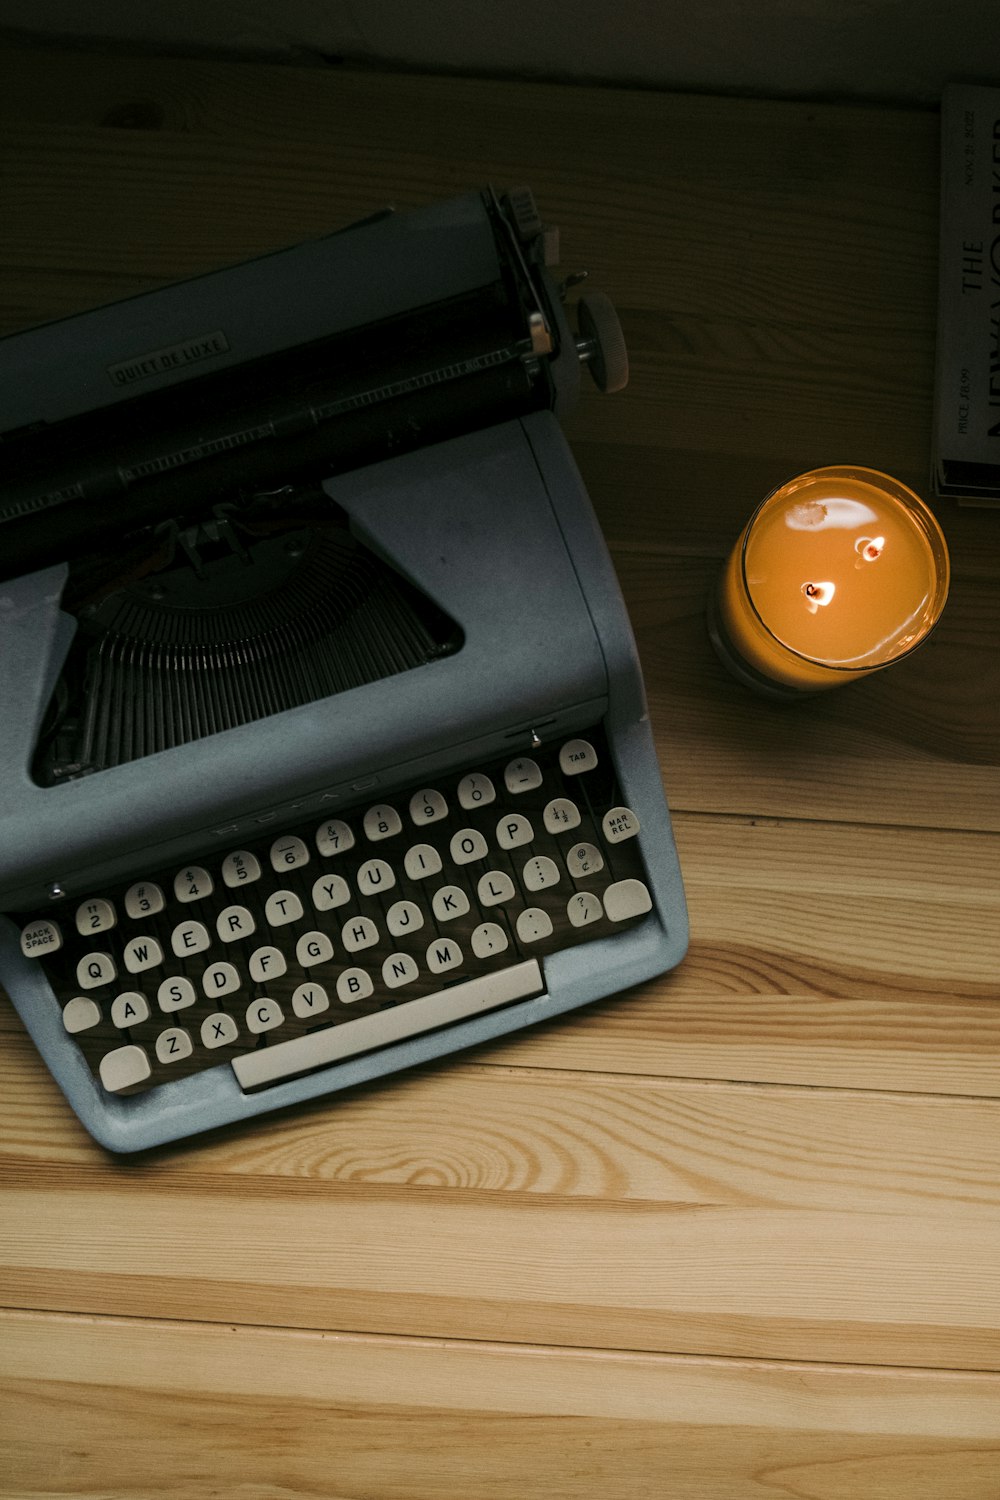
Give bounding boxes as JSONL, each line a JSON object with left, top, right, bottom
{"left": 18, "top": 727, "right": 654, "bottom": 1098}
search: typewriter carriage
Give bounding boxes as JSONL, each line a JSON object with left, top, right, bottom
{"left": 4, "top": 185, "right": 628, "bottom": 796}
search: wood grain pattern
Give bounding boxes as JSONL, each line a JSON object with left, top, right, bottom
{"left": 3, "top": 1178, "right": 998, "bottom": 1369}
{"left": 0, "top": 41, "right": 998, "bottom": 1499}
{"left": 2, "top": 1047, "right": 999, "bottom": 1368}
{"left": 1, "top": 1314, "right": 1000, "bottom": 1500}
{"left": 4, "top": 1038, "right": 1000, "bottom": 1212}
{"left": 3, "top": 1311, "right": 1000, "bottom": 1500}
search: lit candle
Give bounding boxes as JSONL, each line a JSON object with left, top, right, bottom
{"left": 709, "top": 467, "right": 950, "bottom": 695}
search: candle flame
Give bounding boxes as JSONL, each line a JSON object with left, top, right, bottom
{"left": 802, "top": 580, "right": 836, "bottom": 614}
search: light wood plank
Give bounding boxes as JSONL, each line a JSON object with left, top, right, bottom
{"left": 2, "top": 1039, "right": 999, "bottom": 1215}
{"left": 487, "top": 984, "right": 1000, "bottom": 1098}
{"left": 487, "top": 811, "right": 1000, "bottom": 1091}
{"left": 2, "top": 1310, "right": 1000, "bottom": 1500}
{"left": 3, "top": 1195, "right": 980, "bottom": 1370}
{"left": 1, "top": 1028, "right": 999, "bottom": 1373}
{"left": 673, "top": 815, "right": 999, "bottom": 984}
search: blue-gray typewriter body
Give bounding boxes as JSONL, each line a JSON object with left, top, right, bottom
{"left": 0, "top": 189, "right": 687, "bottom": 1151}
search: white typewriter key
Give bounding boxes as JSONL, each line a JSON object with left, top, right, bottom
{"left": 264, "top": 890, "right": 304, "bottom": 927}
{"left": 75, "top": 898, "right": 116, "bottom": 936}
{"left": 222, "top": 850, "right": 262, "bottom": 887}
{"left": 559, "top": 738, "right": 599, "bottom": 775}
{"left": 457, "top": 773, "right": 496, "bottom": 810}
{"left": 341, "top": 916, "right": 379, "bottom": 953}
{"left": 382, "top": 952, "right": 420, "bottom": 989}
{"left": 270, "top": 836, "right": 310, "bottom": 872}
{"left": 124, "top": 882, "right": 165, "bottom": 919}
{"left": 477, "top": 870, "right": 516, "bottom": 906}
{"left": 296, "top": 930, "right": 334, "bottom": 968}
{"left": 99, "top": 1044, "right": 151, "bottom": 1094}
{"left": 202, "top": 1012, "right": 239, "bottom": 1048}
{"left": 19, "top": 919, "right": 62, "bottom": 958}
{"left": 450, "top": 828, "right": 489, "bottom": 865}
{"left": 426, "top": 938, "right": 463, "bottom": 974}
{"left": 316, "top": 818, "right": 355, "bottom": 857}
{"left": 516, "top": 908, "right": 554, "bottom": 943}
{"left": 292, "top": 982, "right": 330, "bottom": 1018}
{"left": 432, "top": 885, "right": 470, "bottom": 922}
{"left": 567, "top": 892, "right": 604, "bottom": 928}
{"left": 174, "top": 866, "right": 214, "bottom": 903}
{"left": 603, "top": 879, "right": 653, "bottom": 922}
{"left": 123, "top": 935, "right": 164, "bottom": 973}
{"left": 337, "top": 966, "right": 374, "bottom": 1004}
{"left": 387, "top": 899, "right": 424, "bottom": 936}
{"left": 171, "top": 920, "right": 211, "bottom": 958}
{"left": 156, "top": 1027, "right": 193, "bottom": 1064}
{"left": 543, "top": 797, "right": 581, "bottom": 834}
{"left": 111, "top": 991, "right": 150, "bottom": 1028}
{"left": 202, "top": 961, "right": 241, "bottom": 998}
{"left": 311, "top": 873, "right": 351, "bottom": 912}
{"left": 157, "top": 976, "right": 197, "bottom": 1012}
{"left": 602, "top": 806, "right": 641, "bottom": 844}
{"left": 217, "top": 904, "right": 256, "bottom": 942}
{"left": 471, "top": 922, "right": 509, "bottom": 958}
{"left": 246, "top": 998, "right": 284, "bottom": 1034}
{"left": 409, "top": 788, "right": 448, "bottom": 825}
{"left": 566, "top": 842, "right": 605, "bottom": 878}
{"left": 404, "top": 843, "right": 443, "bottom": 881}
{"left": 522, "top": 855, "right": 561, "bottom": 892}
{"left": 249, "top": 946, "right": 287, "bottom": 981}
{"left": 496, "top": 814, "right": 534, "bottom": 851}
{"left": 504, "top": 757, "right": 543, "bottom": 794}
{"left": 76, "top": 952, "right": 117, "bottom": 990}
{"left": 357, "top": 857, "right": 396, "bottom": 896}
{"left": 363, "top": 804, "right": 403, "bottom": 842}
{"left": 62, "top": 996, "right": 101, "bottom": 1034}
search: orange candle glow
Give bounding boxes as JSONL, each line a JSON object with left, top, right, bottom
{"left": 711, "top": 467, "right": 950, "bottom": 694}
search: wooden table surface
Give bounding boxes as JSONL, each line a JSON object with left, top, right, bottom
{"left": 1, "top": 43, "right": 998, "bottom": 1500}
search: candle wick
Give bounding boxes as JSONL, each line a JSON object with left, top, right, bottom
{"left": 856, "top": 534, "right": 885, "bottom": 562}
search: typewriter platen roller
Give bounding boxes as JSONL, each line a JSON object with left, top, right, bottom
{"left": 0, "top": 187, "right": 687, "bottom": 1151}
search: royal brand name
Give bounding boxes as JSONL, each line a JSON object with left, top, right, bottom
{"left": 107, "top": 330, "right": 230, "bottom": 387}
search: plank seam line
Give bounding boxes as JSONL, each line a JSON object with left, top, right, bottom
{"left": 464, "top": 1061, "right": 1000, "bottom": 1105}
{"left": 667, "top": 806, "right": 1000, "bottom": 839}
{"left": 2, "top": 1306, "right": 999, "bottom": 1379}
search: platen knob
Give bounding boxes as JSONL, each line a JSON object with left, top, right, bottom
{"left": 576, "top": 291, "right": 629, "bottom": 393}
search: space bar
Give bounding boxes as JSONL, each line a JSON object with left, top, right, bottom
{"left": 232, "top": 959, "right": 545, "bottom": 1091}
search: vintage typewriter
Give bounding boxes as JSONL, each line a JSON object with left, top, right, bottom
{"left": 0, "top": 187, "right": 688, "bottom": 1152}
